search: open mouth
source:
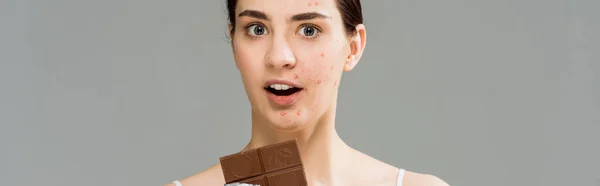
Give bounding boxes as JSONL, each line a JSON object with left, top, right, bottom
{"left": 264, "top": 84, "right": 303, "bottom": 96}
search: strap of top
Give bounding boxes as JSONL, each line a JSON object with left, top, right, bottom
{"left": 397, "top": 169, "right": 406, "bottom": 186}
{"left": 172, "top": 180, "right": 182, "bottom": 186}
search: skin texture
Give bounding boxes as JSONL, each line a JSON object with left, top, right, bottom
{"left": 165, "top": 0, "right": 450, "bottom": 185}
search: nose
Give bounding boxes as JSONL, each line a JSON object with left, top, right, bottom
{"left": 265, "top": 35, "right": 296, "bottom": 69}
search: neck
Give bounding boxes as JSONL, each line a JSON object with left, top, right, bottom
{"left": 243, "top": 101, "right": 351, "bottom": 185}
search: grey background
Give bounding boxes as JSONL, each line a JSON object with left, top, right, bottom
{"left": 1, "top": 0, "right": 598, "bottom": 185}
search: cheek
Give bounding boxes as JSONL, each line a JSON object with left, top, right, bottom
{"left": 234, "top": 40, "right": 263, "bottom": 70}
{"left": 299, "top": 51, "right": 341, "bottom": 87}
{"left": 297, "top": 38, "right": 347, "bottom": 87}
{"left": 234, "top": 44, "right": 264, "bottom": 88}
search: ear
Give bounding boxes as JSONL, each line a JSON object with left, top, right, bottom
{"left": 344, "top": 24, "right": 367, "bottom": 72}
{"left": 228, "top": 24, "right": 234, "bottom": 40}
{"left": 229, "top": 24, "right": 235, "bottom": 55}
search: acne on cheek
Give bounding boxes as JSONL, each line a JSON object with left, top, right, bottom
{"left": 298, "top": 51, "right": 336, "bottom": 85}
{"left": 315, "top": 64, "right": 336, "bottom": 85}
{"left": 314, "top": 52, "right": 327, "bottom": 84}
{"left": 310, "top": 104, "right": 318, "bottom": 112}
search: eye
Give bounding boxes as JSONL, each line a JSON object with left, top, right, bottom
{"left": 297, "top": 24, "right": 321, "bottom": 38}
{"left": 246, "top": 24, "right": 268, "bottom": 36}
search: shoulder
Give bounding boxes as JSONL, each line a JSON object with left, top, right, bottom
{"left": 345, "top": 149, "right": 404, "bottom": 186}
{"left": 402, "top": 170, "right": 450, "bottom": 186}
{"left": 163, "top": 164, "right": 225, "bottom": 186}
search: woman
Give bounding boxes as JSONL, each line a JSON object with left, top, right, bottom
{"left": 168, "top": 0, "right": 450, "bottom": 185}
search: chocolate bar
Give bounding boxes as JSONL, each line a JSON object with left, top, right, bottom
{"left": 219, "top": 139, "right": 307, "bottom": 186}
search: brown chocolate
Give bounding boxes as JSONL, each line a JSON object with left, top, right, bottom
{"left": 219, "top": 139, "right": 307, "bottom": 186}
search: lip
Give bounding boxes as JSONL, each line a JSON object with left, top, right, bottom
{"left": 264, "top": 79, "right": 304, "bottom": 107}
{"left": 265, "top": 89, "right": 304, "bottom": 107}
{"left": 264, "top": 79, "right": 303, "bottom": 89}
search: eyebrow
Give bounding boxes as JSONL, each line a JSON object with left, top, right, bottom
{"left": 238, "top": 10, "right": 269, "bottom": 20}
{"left": 238, "top": 10, "right": 331, "bottom": 22}
{"left": 291, "top": 12, "right": 331, "bottom": 21}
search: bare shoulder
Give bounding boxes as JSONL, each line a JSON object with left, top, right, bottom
{"left": 350, "top": 151, "right": 450, "bottom": 186}
{"left": 403, "top": 170, "right": 450, "bottom": 186}
{"left": 163, "top": 164, "right": 225, "bottom": 186}
{"left": 346, "top": 149, "right": 402, "bottom": 186}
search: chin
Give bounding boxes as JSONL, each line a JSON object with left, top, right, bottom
{"left": 266, "top": 116, "right": 308, "bottom": 132}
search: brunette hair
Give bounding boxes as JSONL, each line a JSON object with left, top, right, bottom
{"left": 226, "top": 0, "right": 363, "bottom": 36}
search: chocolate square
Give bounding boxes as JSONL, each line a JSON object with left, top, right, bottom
{"left": 219, "top": 139, "right": 307, "bottom": 186}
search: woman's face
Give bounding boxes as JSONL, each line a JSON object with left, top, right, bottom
{"left": 231, "top": 0, "right": 363, "bottom": 131}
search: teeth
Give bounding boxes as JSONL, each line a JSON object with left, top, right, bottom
{"left": 269, "top": 84, "right": 293, "bottom": 90}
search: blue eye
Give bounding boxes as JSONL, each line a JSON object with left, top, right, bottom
{"left": 297, "top": 25, "right": 321, "bottom": 38}
{"left": 246, "top": 24, "right": 268, "bottom": 36}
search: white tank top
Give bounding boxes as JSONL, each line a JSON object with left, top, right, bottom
{"left": 172, "top": 168, "right": 405, "bottom": 186}
{"left": 396, "top": 168, "right": 406, "bottom": 186}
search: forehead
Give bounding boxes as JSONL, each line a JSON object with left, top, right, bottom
{"left": 236, "top": 0, "right": 340, "bottom": 20}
